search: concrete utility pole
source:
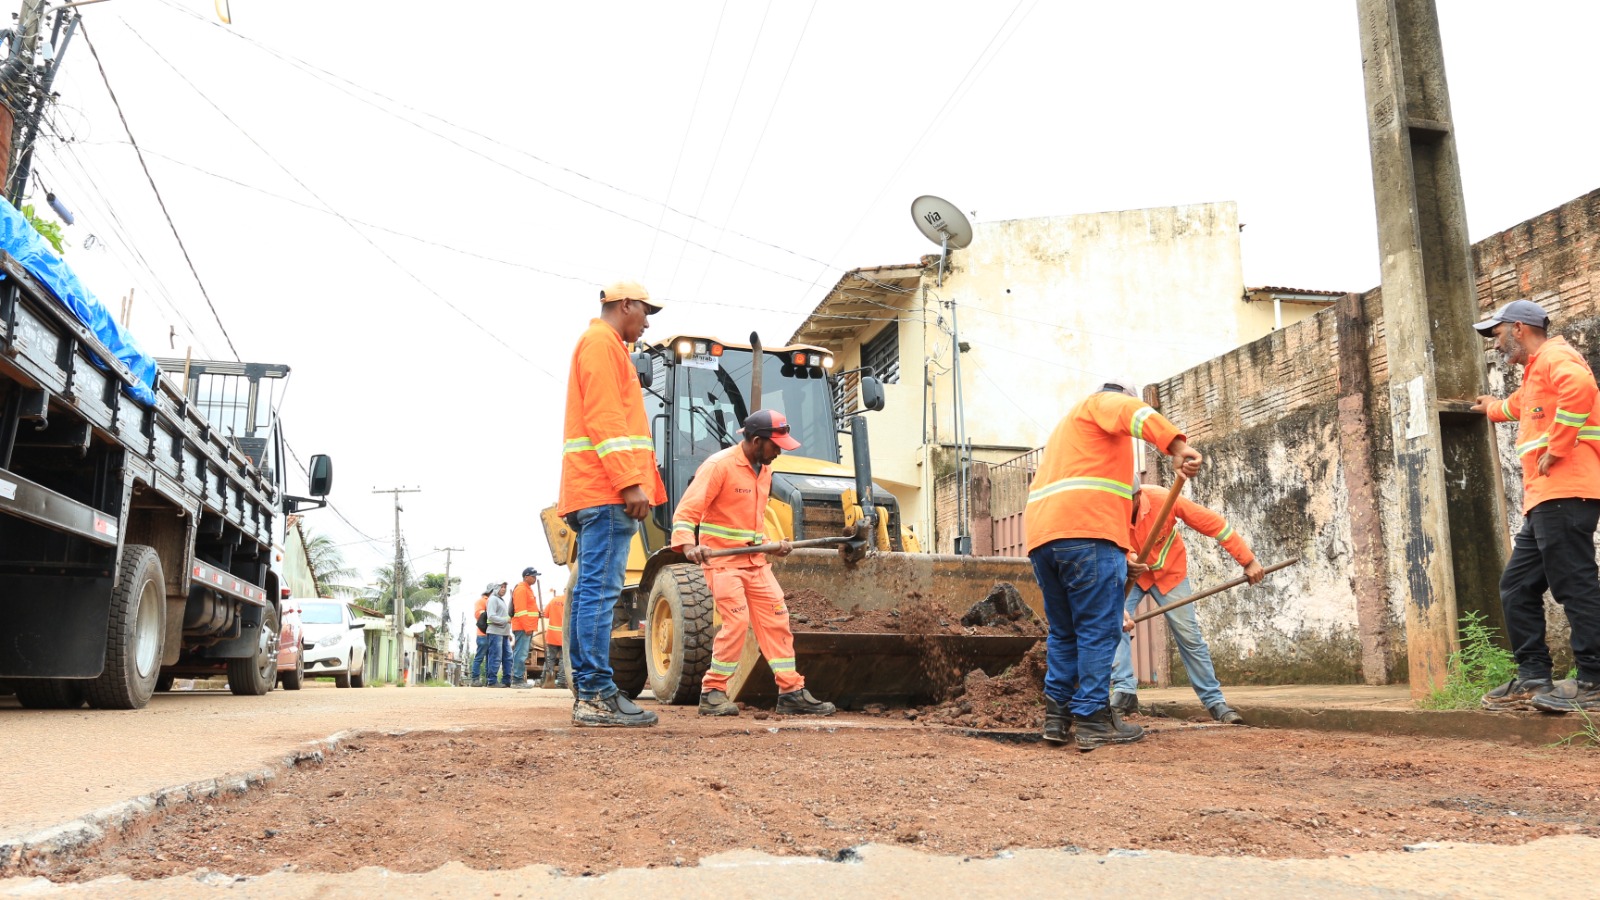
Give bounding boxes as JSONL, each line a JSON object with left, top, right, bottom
{"left": 373, "top": 486, "right": 421, "bottom": 683}
{"left": 435, "top": 545, "right": 463, "bottom": 650}
{"left": 1357, "top": 0, "right": 1509, "bottom": 697}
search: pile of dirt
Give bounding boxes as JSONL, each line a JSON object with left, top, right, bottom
{"left": 914, "top": 642, "right": 1050, "bottom": 730}
{"left": 785, "top": 585, "right": 1044, "bottom": 637}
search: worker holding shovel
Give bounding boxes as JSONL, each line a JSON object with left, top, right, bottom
{"left": 671, "top": 409, "right": 837, "bottom": 718}
{"left": 1110, "top": 485, "right": 1264, "bottom": 724}
{"left": 1024, "top": 377, "right": 1202, "bottom": 750}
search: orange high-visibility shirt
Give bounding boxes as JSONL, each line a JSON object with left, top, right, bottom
{"left": 1024, "top": 392, "right": 1185, "bottom": 553}
{"left": 1128, "top": 485, "right": 1255, "bottom": 594}
{"left": 669, "top": 445, "right": 772, "bottom": 570}
{"left": 543, "top": 597, "right": 564, "bottom": 647}
{"left": 473, "top": 595, "right": 488, "bottom": 638}
{"left": 511, "top": 582, "right": 539, "bottom": 632}
{"left": 558, "top": 319, "right": 668, "bottom": 516}
{"left": 1487, "top": 336, "right": 1600, "bottom": 513}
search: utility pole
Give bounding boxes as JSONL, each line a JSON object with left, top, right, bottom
{"left": 4, "top": 1, "right": 78, "bottom": 206}
{"left": 373, "top": 486, "right": 420, "bottom": 684}
{"left": 435, "top": 545, "right": 464, "bottom": 657}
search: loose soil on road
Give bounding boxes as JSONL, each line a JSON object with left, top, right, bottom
{"left": 37, "top": 715, "right": 1600, "bottom": 882}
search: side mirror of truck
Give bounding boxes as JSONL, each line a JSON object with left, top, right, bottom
{"left": 308, "top": 454, "right": 334, "bottom": 497}
{"left": 859, "top": 376, "right": 886, "bottom": 412}
{"left": 633, "top": 353, "right": 653, "bottom": 389}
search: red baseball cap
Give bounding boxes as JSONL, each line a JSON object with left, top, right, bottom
{"left": 740, "top": 409, "right": 800, "bottom": 450}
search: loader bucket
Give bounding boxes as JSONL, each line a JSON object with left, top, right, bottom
{"left": 723, "top": 548, "right": 1046, "bottom": 709}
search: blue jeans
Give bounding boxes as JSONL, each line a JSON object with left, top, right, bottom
{"left": 511, "top": 631, "right": 532, "bottom": 682}
{"left": 1029, "top": 538, "right": 1127, "bottom": 718}
{"left": 569, "top": 504, "right": 637, "bottom": 700}
{"left": 1111, "top": 578, "right": 1226, "bottom": 709}
{"left": 471, "top": 635, "right": 489, "bottom": 680}
{"left": 485, "top": 633, "right": 512, "bottom": 685}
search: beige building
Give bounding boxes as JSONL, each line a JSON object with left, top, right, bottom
{"left": 791, "top": 201, "right": 1336, "bottom": 552}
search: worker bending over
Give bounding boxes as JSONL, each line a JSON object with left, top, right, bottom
{"left": 1111, "top": 485, "right": 1264, "bottom": 724}
{"left": 1024, "top": 377, "right": 1201, "bottom": 750}
{"left": 1473, "top": 300, "right": 1600, "bottom": 713}
{"left": 671, "top": 409, "right": 836, "bottom": 718}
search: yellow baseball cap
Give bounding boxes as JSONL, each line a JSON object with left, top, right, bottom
{"left": 599, "top": 280, "right": 662, "bottom": 312}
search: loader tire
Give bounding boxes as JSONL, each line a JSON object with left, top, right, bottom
{"left": 645, "top": 564, "right": 716, "bottom": 705}
{"left": 85, "top": 545, "right": 166, "bottom": 710}
{"left": 14, "top": 678, "right": 87, "bottom": 709}
{"left": 228, "top": 604, "right": 279, "bottom": 696}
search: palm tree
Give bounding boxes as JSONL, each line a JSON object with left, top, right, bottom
{"left": 302, "top": 527, "right": 362, "bottom": 597}
{"left": 370, "top": 563, "right": 443, "bottom": 628}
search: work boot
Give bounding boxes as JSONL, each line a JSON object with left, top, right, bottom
{"left": 1072, "top": 706, "right": 1145, "bottom": 752}
{"left": 1042, "top": 696, "right": 1071, "bottom": 745}
{"left": 1208, "top": 702, "right": 1244, "bottom": 725}
{"left": 1480, "top": 676, "right": 1555, "bottom": 711}
{"left": 509, "top": 680, "right": 533, "bottom": 690}
{"left": 699, "top": 689, "right": 739, "bottom": 717}
{"left": 572, "top": 692, "right": 659, "bottom": 727}
{"left": 470, "top": 677, "right": 484, "bottom": 687}
{"left": 776, "top": 688, "right": 837, "bottom": 717}
{"left": 1109, "top": 690, "right": 1139, "bottom": 715}
{"left": 1528, "top": 679, "right": 1600, "bottom": 714}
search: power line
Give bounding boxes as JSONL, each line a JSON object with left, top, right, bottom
{"left": 645, "top": 0, "right": 729, "bottom": 274}
{"left": 79, "top": 20, "right": 241, "bottom": 359}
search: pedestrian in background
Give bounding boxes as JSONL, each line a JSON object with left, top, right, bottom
{"left": 509, "top": 567, "right": 541, "bottom": 689}
{"left": 557, "top": 280, "right": 667, "bottom": 727}
{"left": 485, "top": 580, "right": 513, "bottom": 687}
{"left": 470, "top": 588, "right": 490, "bottom": 687}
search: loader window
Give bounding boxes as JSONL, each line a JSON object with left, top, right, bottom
{"left": 676, "top": 349, "right": 837, "bottom": 466}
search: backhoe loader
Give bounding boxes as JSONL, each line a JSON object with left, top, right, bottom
{"left": 542, "top": 334, "right": 1042, "bottom": 708}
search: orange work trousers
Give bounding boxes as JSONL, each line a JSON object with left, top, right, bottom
{"left": 701, "top": 564, "right": 804, "bottom": 694}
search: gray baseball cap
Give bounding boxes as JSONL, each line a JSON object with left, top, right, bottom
{"left": 1473, "top": 299, "right": 1549, "bottom": 335}
{"left": 1099, "top": 374, "right": 1140, "bottom": 397}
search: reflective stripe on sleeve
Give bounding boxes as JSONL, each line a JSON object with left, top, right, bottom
{"left": 1554, "top": 408, "right": 1590, "bottom": 427}
{"left": 1501, "top": 400, "right": 1513, "bottom": 420}
{"left": 1129, "top": 406, "right": 1156, "bottom": 440}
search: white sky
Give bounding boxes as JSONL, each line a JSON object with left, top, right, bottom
{"left": 22, "top": 0, "right": 1599, "bottom": 637}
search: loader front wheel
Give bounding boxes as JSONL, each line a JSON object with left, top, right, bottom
{"left": 645, "top": 564, "right": 716, "bottom": 705}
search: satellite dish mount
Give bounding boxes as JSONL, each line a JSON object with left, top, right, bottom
{"left": 910, "top": 195, "right": 974, "bottom": 287}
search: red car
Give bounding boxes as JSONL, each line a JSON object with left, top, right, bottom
{"left": 277, "top": 599, "right": 305, "bottom": 690}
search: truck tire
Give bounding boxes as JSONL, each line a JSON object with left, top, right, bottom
{"left": 85, "top": 544, "right": 166, "bottom": 710}
{"left": 558, "top": 598, "right": 645, "bottom": 699}
{"left": 14, "top": 679, "right": 87, "bottom": 709}
{"left": 227, "top": 604, "right": 279, "bottom": 696}
{"left": 645, "top": 564, "right": 715, "bottom": 704}
{"left": 278, "top": 644, "right": 304, "bottom": 691}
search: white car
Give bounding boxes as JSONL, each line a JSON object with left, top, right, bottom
{"left": 297, "top": 599, "right": 367, "bottom": 688}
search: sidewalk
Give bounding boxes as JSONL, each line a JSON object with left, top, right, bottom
{"left": 1137, "top": 683, "right": 1593, "bottom": 746}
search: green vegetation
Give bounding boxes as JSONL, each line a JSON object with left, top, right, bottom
{"left": 1420, "top": 611, "right": 1517, "bottom": 710}
{"left": 1550, "top": 709, "right": 1600, "bottom": 749}
{"left": 21, "top": 203, "right": 65, "bottom": 255}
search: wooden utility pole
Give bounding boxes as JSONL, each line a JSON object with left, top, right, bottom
{"left": 373, "top": 486, "right": 421, "bottom": 683}
{"left": 1357, "top": 0, "right": 1509, "bottom": 697}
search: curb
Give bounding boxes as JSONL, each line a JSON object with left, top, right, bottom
{"left": 1143, "top": 700, "right": 1596, "bottom": 747}
{"left": 0, "top": 729, "right": 360, "bottom": 876}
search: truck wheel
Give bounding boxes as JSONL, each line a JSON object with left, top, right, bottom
{"left": 611, "top": 592, "right": 647, "bottom": 700}
{"left": 14, "top": 679, "right": 87, "bottom": 709}
{"left": 228, "top": 604, "right": 279, "bottom": 696}
{"left": 645, "top": 564, "right": 715, "bottom": 704}
{"left": 85, "top": 544, "right": 166, "bottom": 710}
{"left": 279, "top": 644, "right": 304, "bottom": 691}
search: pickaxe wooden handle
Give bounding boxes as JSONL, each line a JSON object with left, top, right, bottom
{"left": 1132, "top": 557, "right": 1301, "bottom": 623}
{"left": 700, "top": 533, "right": 856, "bottom": 560}
{"left": 1123, "top": 473, "right": 1187, "bottom": 596}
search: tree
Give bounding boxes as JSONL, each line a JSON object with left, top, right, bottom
{"left": 370, "top": 564, "right": 442, "bottom": 628}
{"left": 302, "top": 527, "right": 362, "bottom": 597}
{"left": 20, "top": 203, "right": 65, "bottom": 255}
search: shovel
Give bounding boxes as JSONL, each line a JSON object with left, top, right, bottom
{"left": 1132, "top": 557, "right": 1301, "bottom": 624}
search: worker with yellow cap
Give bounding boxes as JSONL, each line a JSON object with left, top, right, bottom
{"left": 558, "top": 280, "right": 668, "bottom": 727}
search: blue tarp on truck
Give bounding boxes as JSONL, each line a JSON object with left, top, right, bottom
{"left": 0, "top": 200, "right": 158, "bottom": 406}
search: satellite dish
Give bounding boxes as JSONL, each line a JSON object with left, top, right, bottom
{"left": 910, "top": 195, "right": 973, "bottom": 286}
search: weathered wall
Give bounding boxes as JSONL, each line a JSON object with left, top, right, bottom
{"left": 1148, "top": 188, "right": 1600, "bottom": 684}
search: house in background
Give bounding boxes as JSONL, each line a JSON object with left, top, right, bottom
{"left": 791, "top": 201, "right": 1339, "bottom": 551}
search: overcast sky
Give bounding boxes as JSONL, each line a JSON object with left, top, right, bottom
{"left": 24, "top": 0, "right": 1599, "bottom": 638}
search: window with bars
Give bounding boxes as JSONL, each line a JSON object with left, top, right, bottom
{"left": 861, "top": 323, "right": 900, "bottom": 385}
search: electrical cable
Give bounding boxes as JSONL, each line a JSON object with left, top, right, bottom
{"left": 645, "top": 0, "right": 728, "bottom": 274}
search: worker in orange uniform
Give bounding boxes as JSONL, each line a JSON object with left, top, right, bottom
{"left": 672, "top": 409, "right": 836, "bottom": 718}
{"left": 1024, "top": 377, "right": 1201, "bottom": 750}
{"left": 470, "top": 587, "right": 491, "bottom": 687}
{"left": 539, "top": 592, "right": 566, "bottom": 689}
{"left": 1109, "top": 485, "right": 1264, "bottom": 724}
{"left": 508, "top": 567, "right": 541, "bottom": 690}
{"left": 1473, "top": 300, "right": 1600, "bottom": 713}
{"left": 558, "top": 280, "right": 668, "bottom": 727}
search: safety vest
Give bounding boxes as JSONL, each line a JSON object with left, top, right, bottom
{"left": 511, "top": 582, "right": 540, "bottom": 632}
{"left": 473, "top": 595, "right": 488, "bottom": 638}
{"left": 543, "top": 597, "right": 564, "bottom": 647}
{"left": 1487, "top": 336, "right": 1600, "bottom": 513}
{"left": 1024, "top": 391, "right": 1185, "bottom": 553}
{"left": 1128, "top": 485, "right": 1255, "bottom": 594}
{"left": 558, "top": 319, "right": 668, "bottom": 516}
{"left": 669, "top": 445, "right": 772, "bottom": 569}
